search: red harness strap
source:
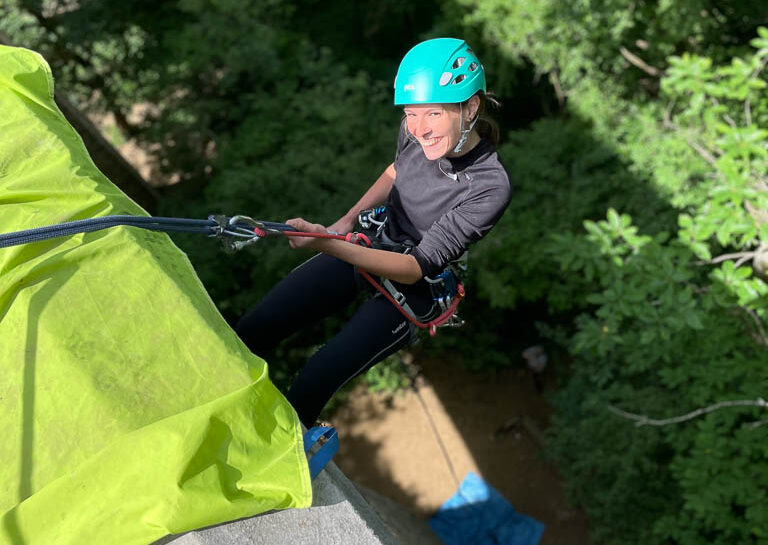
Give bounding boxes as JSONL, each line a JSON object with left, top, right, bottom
{"left": 254, "top": 227, "right": 465, "bottom": 336}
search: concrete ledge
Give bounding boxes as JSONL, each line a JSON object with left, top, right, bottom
{"left": 159, "top": 461, "right": 401, "bottom": 545}
{"left": 353, "top": 484, "right": 443, "bottom": 545}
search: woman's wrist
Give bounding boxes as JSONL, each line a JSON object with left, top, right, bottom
{"left": 339, "top": 212, "right": 358, "bottom": 232}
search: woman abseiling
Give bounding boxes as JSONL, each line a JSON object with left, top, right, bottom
{"left": 236, "top": 38, "right": 511, "bottom": 428}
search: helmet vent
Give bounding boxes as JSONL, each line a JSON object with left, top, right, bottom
{"left": 439, "top": 71, "right": 453, "bottom": 86}
{"left": 452, "top": 57, "right": 466, "bottom": 69}
{"left": 452, "top": 74, "right": 466, "bottom": 84}
{"left": 469, "top": 62, "right": 478, "bottom": 72}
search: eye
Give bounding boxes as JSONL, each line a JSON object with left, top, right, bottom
{"left": 429, "top": 111, "right": 441, "bottom": 117}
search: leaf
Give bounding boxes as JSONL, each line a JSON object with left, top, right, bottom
{"left": 690, "top": 242, "right": 712, "bottom": 260}
{"left": 584, "top": 220, "right": 602, "bottom": 237}
{"left": 607, "top": 208, "right": 621, "bottom": 230}
{"left": 684, "top": 311, "right": 704, "bottom": 329}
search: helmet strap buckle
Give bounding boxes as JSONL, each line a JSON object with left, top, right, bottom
{"left": 452, "top": 103, "right": 479, "bottom": 154}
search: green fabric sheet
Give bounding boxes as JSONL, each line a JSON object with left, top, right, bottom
{"left": 0, "top": 46, "right": 311, "bottom": 545}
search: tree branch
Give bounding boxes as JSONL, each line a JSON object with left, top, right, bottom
{"left": 741, "top": 306, "right": 768, "bottom": 348}
{"left": 699, "top": 251, "right": 757, "bottom": 265}
{"left": 549, "top": 68, "right": 566, "bottom": 107}
{"left": 686, "top": 138, "right": 719, "bottom": 167}
{"left": 663, "top": 99, "right": 676, "bottom": 127}
{"left": 751, "top": 57, "right": 767, "bottom": 81}
{"left": 745, "top": 98, "right": 752, "bottom": 126}
{"left": 664, "top": 117, "right": 724, "bottom": 169}
{"left": 746, "top": 58, "right": 767, "bottom": 126}
{"left": 609, "top": 398, "right": 767, "bottom": 427}
{"left": 620, "top": 46, "right": 661, "bottom": 77}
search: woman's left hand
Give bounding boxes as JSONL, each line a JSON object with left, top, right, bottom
{"left": 285, "top": 218, "right": 329, "bottom": 250}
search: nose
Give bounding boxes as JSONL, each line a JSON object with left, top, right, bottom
{"left": 413, "top": 115, "right": 431, "bottom": 138}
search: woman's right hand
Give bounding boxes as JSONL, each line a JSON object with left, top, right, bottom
{"left": 285, "top": 218, "right": 327, "bottom": 250}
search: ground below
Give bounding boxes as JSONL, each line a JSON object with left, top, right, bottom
{"left": 330, "top": 353, "right": 591, "bottom": 545}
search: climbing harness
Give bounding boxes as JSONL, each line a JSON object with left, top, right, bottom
{"left": 355, "top": 206, "right": 466, "bottom": 333}
{"left": 357, "top": 205, "right": 387, "bottom": 237}
{"left": 0, "top": 212, "right": 466, "bottom": 336}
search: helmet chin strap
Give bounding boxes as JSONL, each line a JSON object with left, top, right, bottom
{"left": 452, "top": 102, "right": 479, "bottom": 154}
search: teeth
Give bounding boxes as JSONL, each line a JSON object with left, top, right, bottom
{"left": 423, "top": 137, "right": 441, "bottom": 146}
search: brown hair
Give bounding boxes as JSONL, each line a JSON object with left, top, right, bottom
{"left": 467, "top": 91, "right": 500, "bottom": 146}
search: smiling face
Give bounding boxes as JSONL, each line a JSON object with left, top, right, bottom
{"left": 403, "top": 104, "right": 462, "bottom": 161}
{"left": 403, "top": 95, "right": 480, "bottom": 160}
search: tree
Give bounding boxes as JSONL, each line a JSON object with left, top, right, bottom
{"left": 438, "top": 1, "right": 768, "bottom": 541}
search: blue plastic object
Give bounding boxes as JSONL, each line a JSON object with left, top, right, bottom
{"left": 303, "top": 427, "right": 339, "bottom": 480}
{"left": 429, "top": 472, "right": 545, "bottom": 545}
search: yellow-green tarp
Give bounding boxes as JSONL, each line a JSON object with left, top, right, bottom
{"left": 0, "top": 46, "right": 311, "bottom": 545}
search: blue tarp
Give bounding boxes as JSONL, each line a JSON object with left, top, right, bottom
{"left": 429, "top": 472, "right": 545, "bottom": 545}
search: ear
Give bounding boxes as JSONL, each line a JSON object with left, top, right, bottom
{"left": 466, "top": 94, "right": 481, "bottom": 121}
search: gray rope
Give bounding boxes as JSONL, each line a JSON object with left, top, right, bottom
{"left": 0, "top": 216, "right": 218, "bottom": 249}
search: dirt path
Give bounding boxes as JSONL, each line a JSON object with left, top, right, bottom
{"left": 331, "top": 354, "right": 591, "bottom": 545}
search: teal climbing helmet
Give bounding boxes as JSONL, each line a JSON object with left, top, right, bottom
{"left": 394, "top": 38, "right": 486, "bottom": 105}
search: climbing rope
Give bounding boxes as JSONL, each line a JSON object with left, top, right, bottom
{"left": 0, "top": 213, "right": 464, "bottom": 335}
{"left": 0, "top": 215, "right": 218, "bottom": 248}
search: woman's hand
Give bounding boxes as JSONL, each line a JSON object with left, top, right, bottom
{"left": 285, "top": 218, "right": 329, "bottom": 250}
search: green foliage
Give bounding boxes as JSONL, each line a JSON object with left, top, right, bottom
{"left": 541, "top": 37, "right": 768, "bottom": 543}
{"left": 5, "top": 2, "right": 768, "bottom": 542}
{"left": 458, "top": 0, "right": 765, "bottom": 98}
{"left": 470, "top": 116, "right": 678, "bottom": 311}
{"left": 453, "top": 1, "right": 768, "bottom": 540}
{"left": 363, "top": 353, "right": 412, "bottom": 394}
{"left": 547, "top": 208, "right": 768, "bottom": 544}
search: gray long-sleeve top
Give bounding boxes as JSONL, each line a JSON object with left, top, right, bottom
{"left": 386, "top": 126, "right": 512, "bottom": 277}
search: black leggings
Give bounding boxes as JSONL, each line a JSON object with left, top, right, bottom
{"left": 235, "top": 253, "right": 436, "bottom": 428}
